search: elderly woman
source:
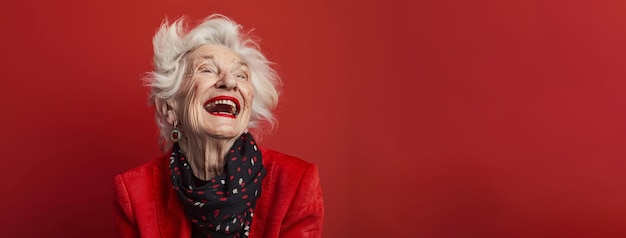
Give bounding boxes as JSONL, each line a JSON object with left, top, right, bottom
{"left": 114, "top": 14, "right": 324, "bottom": 238}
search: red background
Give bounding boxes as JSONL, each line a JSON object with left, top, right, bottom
{"left": 2, "top": 0, "right": 626, "bottom": 237}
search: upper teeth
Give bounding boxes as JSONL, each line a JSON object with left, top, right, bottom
{"left": 205, "top": 99, "right": 238, "bottom": 114}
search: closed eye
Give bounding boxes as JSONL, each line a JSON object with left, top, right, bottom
{"left": 235, "top": 74, "right": 248, "bottom": 80}
{"left": 199, "top": 66, "right": 216, "bottom": 74}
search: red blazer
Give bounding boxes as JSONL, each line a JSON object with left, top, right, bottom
{"left": 114, "top": 148, "right": 324, "bottom": 238}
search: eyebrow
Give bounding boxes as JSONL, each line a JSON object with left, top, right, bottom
{"left": 197, "top": 55, "right": 216, "bottom": 66}
{"left": 198, "top": 55, "right": 248, "bottom": 68}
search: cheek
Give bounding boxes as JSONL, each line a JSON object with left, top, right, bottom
{"left": 241, "top": 84, "right": 254, "bottom": 102}
{"left": 246, "top": 90, "right": 253, "bottom": 100}
{"left": 190, "top": 76, "right": 214, "bottom": 96}
{"left": 190, "top": 83, "right": 202, "bottom": 99}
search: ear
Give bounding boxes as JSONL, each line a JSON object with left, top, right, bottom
{"left": 155, "top": 98, "right": 179, "bottom": 125}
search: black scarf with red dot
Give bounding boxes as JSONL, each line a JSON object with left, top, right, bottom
{"left": 169, "top": 133, "right": 266, "bottom": 238}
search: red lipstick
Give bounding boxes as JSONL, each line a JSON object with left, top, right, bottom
{"left": 203, "top": 96, "right": 241, "bottom": 118}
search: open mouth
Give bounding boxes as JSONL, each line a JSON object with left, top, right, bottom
{"left": 203, "top": 96, "right": 240, "bottom": 118}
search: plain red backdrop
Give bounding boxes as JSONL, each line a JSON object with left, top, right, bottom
{"left": 2, "top": 0, "right": 626, "bottom": 237}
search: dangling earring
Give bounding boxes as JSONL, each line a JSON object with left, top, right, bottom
{"left": 170, "top": 121, "right": 181, "bottom": 142}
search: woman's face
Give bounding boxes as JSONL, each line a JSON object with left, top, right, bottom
{"left": 176, "top": 44, "right": 253, "bottom": 140}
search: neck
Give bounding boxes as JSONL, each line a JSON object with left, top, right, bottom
{"left": 179, "top": 134, "right": 240, "bottom": 180}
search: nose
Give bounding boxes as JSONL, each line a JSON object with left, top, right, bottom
{"left": 216, "top": 73, "right": 237, "bottom": 90}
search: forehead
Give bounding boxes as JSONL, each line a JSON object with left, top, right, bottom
{"left": 188, "top": 44, "right": 242, "bottom": 63}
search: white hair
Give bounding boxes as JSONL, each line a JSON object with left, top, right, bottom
{"left": 144, "top": 14, "right": 281, "bottom": 151}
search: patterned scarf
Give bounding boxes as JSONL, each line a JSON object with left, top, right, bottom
{"left": 169, "top": 133, "right": 266, "bottom": 238}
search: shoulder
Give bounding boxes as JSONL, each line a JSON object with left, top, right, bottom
{"left": 114, "top": 156, "right": 167, "bottom": 197}
{"left": 260, "top": 148, "right": 312, "bottom": 167}
{"left": 253, "top": 148, "right": 324, "bottom": 236}
{"left": 259, "top": 148, "right": 320, "bottom": 193}
{"left": 260, "top": 148, "right": 318, "bottom": 177}
{"left": 115, "top": 157, "right": 163, "bottom": 181}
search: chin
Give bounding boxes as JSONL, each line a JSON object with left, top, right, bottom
{"left": 200, "top": 115, "right": 250, "bottom": 140}
{"left": 191, "top": 108, "right": 250, "bottom": 140}
{"left": 203, "top": 126, "right": 245, "bottom": 139}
